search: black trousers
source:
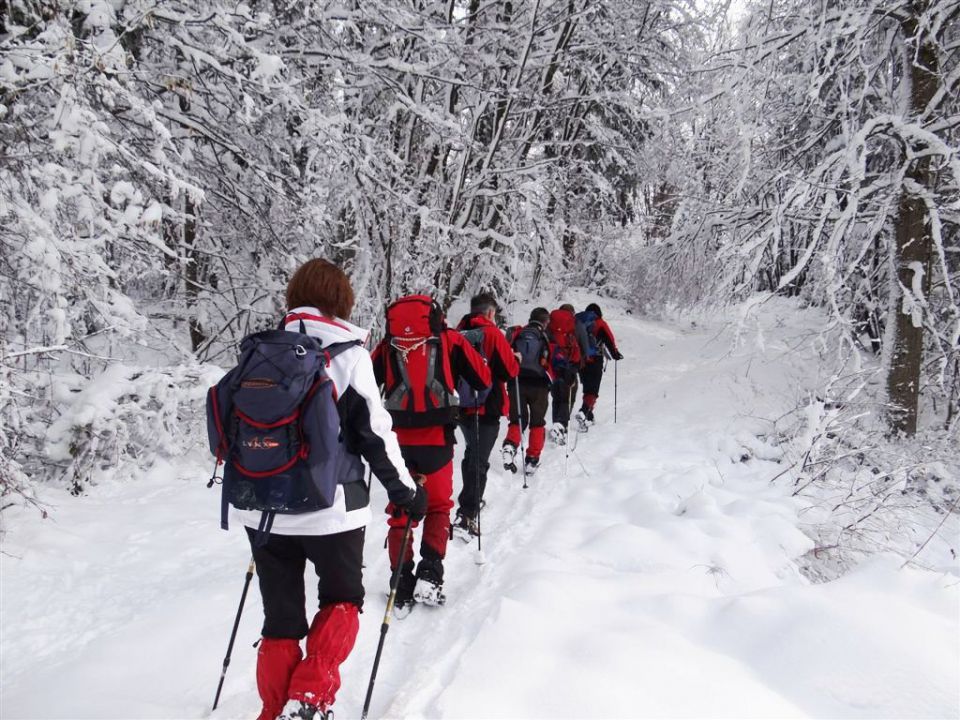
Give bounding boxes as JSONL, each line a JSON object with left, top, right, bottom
{"left": 551, "top": 374, "right": 579, "bottom": 427}
{"left": 457, "top": 417, "right": 501, "bottom": 518}
{"left": 246, "top": 526, "right": 365, "bottom": 639}
{"left": 579, "top": 358, "right": 604, "bottom": 398}
{"left": 507, "top": 379, "right": 550, "bottom": 430}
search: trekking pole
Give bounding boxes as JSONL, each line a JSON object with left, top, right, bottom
{"left": 474, "top": 412, "right": 482, "bottom": 554}
{"left": 614, "top": 359, "right": 618, "bottom": 424}
{"left": 212, "top": 556, "right": 255, "bottom": 711}
{"left": 512, "top": 379, "right": 528, "bottom": 489}
{"left": 564, "top": 380, "right": 575, "bottom": 475}
{"left": 361, "top": 515, "right": 414, "bottom": 720}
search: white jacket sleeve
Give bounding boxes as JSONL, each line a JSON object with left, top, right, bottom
{"left": 341, "top": 350, "right": 417, "bottom": 498}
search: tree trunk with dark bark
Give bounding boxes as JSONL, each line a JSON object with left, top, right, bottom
{"left": 886, "top": 1, "right": 938, "bottom": 436}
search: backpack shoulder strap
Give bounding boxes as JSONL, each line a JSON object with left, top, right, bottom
{"left": 323, "top": 339, "right": 363, "bottom": 360}
{"left": 278, "top": 315, "right": 307, "bottom": 334}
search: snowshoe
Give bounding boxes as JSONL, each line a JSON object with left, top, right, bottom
{"left": 574, "top": 411, "right": 589, "bottom": 433}
{"left": 389, "top": 561, "right": 416, "bottom": 616}
{"left": 523, "top": 456, "right": 539, "bottom": 478}
{"left": 582, "top": 407, "right": 595, "bottom": 425}
{"left": 502, "top": 444, "right": 518, "bottom": 473}
{"left": 413, "top": 578, "right": 446, "bottom": 607}
{"left": 549, "top": 423, "right": 567, "bottom": 446}
{"left": 392, "top": 595, "right": 416, "bottom": 619}
{"left": 453, "top": 512, "right": 480, "bottom": 542}
{"left": 277, "top": 699, "right": 332, "bottom": 720}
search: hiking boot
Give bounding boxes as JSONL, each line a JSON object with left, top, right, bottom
{"left": 523, "top": 456, "right": 539, "bottom": 477}
{"left": 276, "top": 699, "right": 331, "bottom": 720}
{"left": 574, "top": 411, "right": 589, "bottom": 433}
{"left": 549, "top": 423, "right": 567, "bottom": 446}
{"left": 583, "top": 407, "right": 595, "bottom": 424}
{"left": 453, "top": 511, "right": 480, "bottom": 540}
{"left": 501, "top": 443, "right": 518, "bottom": 473}
{"left": 413, "top": 557, "right": 446, "bottom": 606}
{"left": 413, "top": 578, "right": 446, "bottom": 607}
{"left": 391, "top": 561, "right": 416, "bottom": 609}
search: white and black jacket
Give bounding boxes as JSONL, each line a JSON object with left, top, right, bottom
{"left": 233, "top": 307, "right": 416, "bottom": 536}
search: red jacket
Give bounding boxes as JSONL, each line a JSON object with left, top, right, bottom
{"left": 589, "top": 317, "right": 620, "bottom": 361}
{"left": 456, "top": 313, "right": 520, "bottom": 420}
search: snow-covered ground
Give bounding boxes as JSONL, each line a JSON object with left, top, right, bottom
{"left": 2, "top": 298, "right": 958, "bottom": 719}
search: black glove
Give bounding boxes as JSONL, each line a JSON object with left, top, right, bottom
{"left": 394, "top": 480, "right": 428, "bottom": 522}
{"left": 612, "top": 350, "right": 624, "bottom": 361}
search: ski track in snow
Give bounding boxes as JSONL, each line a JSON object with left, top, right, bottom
{"left": 2, "top": 297, "right": 958, "bottom": 719}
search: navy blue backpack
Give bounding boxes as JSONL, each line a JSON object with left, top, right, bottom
{"left": 456, "top": 327, "right": 492, "bottom": 409}
{"left": 206, "top": 325, "right": 359, "bottom": 543}
{"left": 576, "top": 310, "right": 600, "bottom": 359}
{"left": 512, "top": 325, "right": 551, "bottom": 380}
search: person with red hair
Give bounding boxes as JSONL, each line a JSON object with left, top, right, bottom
{"left": 239, "top": 259, "right": 426, "bottom": 720}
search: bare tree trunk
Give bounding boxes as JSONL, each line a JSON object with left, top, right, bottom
{"left": 183, "top": 192, "right": 206, "bottom": 353}
{"left": 886, "top": 1, "right": 938, "bottom": 436}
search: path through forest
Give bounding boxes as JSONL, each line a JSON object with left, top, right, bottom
{"left": 2, "top": 299, "right": 957, "bottom": 719}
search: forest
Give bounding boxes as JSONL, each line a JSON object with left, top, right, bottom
{"left": 2, "top": 2, "right": 959, "bottom": 718}
{"left": 2, "top": 0, "right": 958, "bottom": 560}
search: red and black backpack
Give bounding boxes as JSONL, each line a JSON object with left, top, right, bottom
{"left": 381, "top": 295, "right": 460, "bottom": 427}
{"left": 547, "top": 308, "right": 582, "bottom": 374}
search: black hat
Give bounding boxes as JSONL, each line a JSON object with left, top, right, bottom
{"left": 586, "top": 302, "right": 602, "bottom": 317}
{"left": 529, "top": 307, "right": 549, "bottom": 325}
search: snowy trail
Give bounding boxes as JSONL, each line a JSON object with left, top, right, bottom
{"left": 2, "top": 300, "right": 957, "bottom": 719}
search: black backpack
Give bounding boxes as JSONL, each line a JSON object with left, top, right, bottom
{"left": 457, "top": 327, "right": 492, "bottom": 408}
{"left": 512, "top": 324, "right": 550, "bottom": 380}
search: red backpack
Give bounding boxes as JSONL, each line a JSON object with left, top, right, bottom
{"left": 547, "top": 309, "right": 581, "bottom": 374}
{"left": 382, "top": 295, "right": 459, "bottom": 427}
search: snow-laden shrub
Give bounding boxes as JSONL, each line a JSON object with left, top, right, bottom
{"left": 0, "top": 363, "right": 39, "bottom": 514}
{"left": 770, "top": 370, "right": 959, "bottom": 581}
{"left": 42, "top": 364, "right": 223, "bottom": 495}
{"left": 627, "top": 239, "right": 723, "bottom": 317}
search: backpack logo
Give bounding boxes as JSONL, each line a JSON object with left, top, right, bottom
{"left": 242, "top": 436, "right": 281, "bottom": 450}
{"left": 241, "top": 378, "right": 277, "bottom": 389}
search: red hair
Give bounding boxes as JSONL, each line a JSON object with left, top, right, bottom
{"left": 286, "top": 259, "right": 355, "bottom": 320}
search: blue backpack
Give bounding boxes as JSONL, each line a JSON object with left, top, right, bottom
{"left": 206, "top": 327, "right": 360, "bottom": 543}
{"left": 576, "top": 310, "right": 600, "bottom": 359}
{"left": 512, "top": 324, "right": 550, "bottom": 380}
{"left": 456, "top": 327, "right": 492, "bottom": 409}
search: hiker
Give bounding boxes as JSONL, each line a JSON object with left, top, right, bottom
{"left": 210, "top": 259, "right": 427, "bottom": 720}
{"left": 546, "top": 303, "right": 587, "bottom": 445}
{"left": 502, "top": 307, "right": 554, "bottom": 478}
{"left": 575, "top": 302, "right": 624, "bottom": 425}
{"left": 454, "top": 293, "right": 520, "bottom": 538}
{"left": 372, "top": 295, "right": 491, "bottom": 608}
